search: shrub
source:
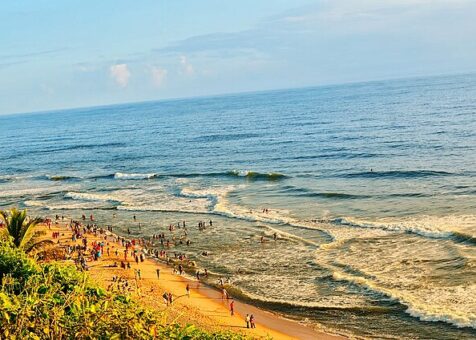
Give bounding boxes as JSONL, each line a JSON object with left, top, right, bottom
{"left": 0, "top": 240, "right": 39, "bottom": 285}
{"left": 0, "top": 240, "right": 247, "bottom": 339}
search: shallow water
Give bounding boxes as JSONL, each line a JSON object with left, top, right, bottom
{"left": 1, "top": 73, "right": 476, "bottom": 338}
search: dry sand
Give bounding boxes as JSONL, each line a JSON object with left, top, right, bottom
{"left": 37, "top": 222, "right": 345, "bottom": 340}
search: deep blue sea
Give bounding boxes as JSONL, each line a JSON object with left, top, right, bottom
{"left": 1, "top": 73, "right": 476, "bottom": 339}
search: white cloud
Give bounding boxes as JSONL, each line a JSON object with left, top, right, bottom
{"left": 110, "top": 64, "right": 130, "bottom": 87}
{"left": 179, "top": 55, "right": 194, "bottom": 76}
{"left": 280, "top": 0, "right": 474, "bottom": 24}
{"left": 151, "top": 66, "right": 168, "bottom": 86}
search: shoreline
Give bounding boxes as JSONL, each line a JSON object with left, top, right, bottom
{"left": 38, "top": 221, "right": 345, "bottom": 339}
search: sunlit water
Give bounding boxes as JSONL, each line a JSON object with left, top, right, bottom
{"left": 1, "top": 73, "right": 476, "bottom": 339}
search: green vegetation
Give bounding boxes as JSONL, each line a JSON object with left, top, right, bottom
{"left": 0, "top": 208, "right": 41, "bottom": 249}
{"left": 0, "top": 239, "right": 247, "bottom": 339}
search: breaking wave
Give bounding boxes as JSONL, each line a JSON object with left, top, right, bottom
{"left": 65, "top": 192, "right": 122, "bottom": 203}
{"left": 227, "top": 170, "right": 288, "bottom": 181}
{"left": 114, "top": 172, "right": 158, "bottom": 180}
{"left": 87, "top": 170, "right": 287, "bottom": 181}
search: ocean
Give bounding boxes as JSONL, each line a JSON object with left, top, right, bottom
{"left": 1, "top": 73, "right": 475, "bottom": 339}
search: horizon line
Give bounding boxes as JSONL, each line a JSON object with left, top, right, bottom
{"left": 2, "top": 70, "right": 475, "bottom": 118}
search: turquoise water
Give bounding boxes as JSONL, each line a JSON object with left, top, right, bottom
{"left": 1, "top": 73, "right": 476, "bottom": 338}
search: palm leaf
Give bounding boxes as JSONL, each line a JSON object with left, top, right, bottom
{"left": 0, "top": 208, "right": 41, "bottom": 249}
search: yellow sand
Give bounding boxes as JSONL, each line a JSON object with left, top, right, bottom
{"left": 36, "top": 223, "right": 345, "bottom": 340}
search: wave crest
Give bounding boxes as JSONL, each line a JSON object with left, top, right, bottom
{"left": 65, "top": 192, "right": 121, "bottom": 203}
{"left": 114, "top": 172, "right": 157, "bottom": 180}
{"left": 228, "top": 170, "right": 287, "bottom": 181}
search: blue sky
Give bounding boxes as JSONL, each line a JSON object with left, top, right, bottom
{"left": 1, "top": 0, "right": 476, "bottom": 115}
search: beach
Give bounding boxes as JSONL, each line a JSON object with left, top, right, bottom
{"left": 37, "top": 220, "right": 343, "bottom": 340}
{"left": 1, "top": 74, "right": 476, "bottom": 339}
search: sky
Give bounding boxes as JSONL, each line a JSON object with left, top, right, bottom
{"left": 1, "top": 0, "right": 476, "bottom": 115}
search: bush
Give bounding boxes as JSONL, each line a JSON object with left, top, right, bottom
{"left": 0, "top": 240, "right": 247, "bottom": 339}
{"left": 0, "top": 240, "right": 39, "bottom": 286}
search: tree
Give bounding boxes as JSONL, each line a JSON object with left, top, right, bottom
{"left": 0, "top": 208, "right": 42, "bottom": 249}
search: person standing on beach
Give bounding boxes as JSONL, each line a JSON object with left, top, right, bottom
{"left": 156, "top": 268, "right": 160, "bottom": 280}
{"left": 186, "top": 284, "right": 190, "bottom": 297}
{"left": 245, "top": 314, "right": 250, "bottom": 328}
{"left": 168, "top": 292, "right": 173, "bottom": 304}
{"left": 250, "top": 314, "right": 256, "bottom": 328}
{"left": 229, "top": 300, "right": 235, "bottom": 316}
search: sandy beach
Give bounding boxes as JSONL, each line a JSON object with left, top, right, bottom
{"left": 37, "top": 221, "right": 345, "bottom": 340}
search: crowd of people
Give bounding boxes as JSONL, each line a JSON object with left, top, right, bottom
{"left": 46, "top": 212, "right": 259, "bottom": 330}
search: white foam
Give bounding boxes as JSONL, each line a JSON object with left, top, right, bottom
{"left": 24, "top": 200, "right": 105, "bottom": 210}
{"left": 230, "top": 170, "right": 251, "bottom": 177}
{"left": 114, "top": 172, "right": 157, "bottom": 180}
{"left": 210, "top": 200, "right": 476, "bottom": 330}
{"left": 181, "top": 185, "right": 242, "bottom": 199}
{"left": 117, "top": 201, "right": 209, "bottom": 214}
{"left": 0, "top": 187, "right": 53, "bottom": 198}
{"left": 336, "top": 215, "right": 476, "bottom": 239}
{"left": 331, "top": 268, "right": 476, "bottom": 329}
{"left": 261, "top": 224, "right": 320, "bottom": 247}
{"left": 117, "top": 187, "right": 212, "bottom": 214}
{"left": 214, "top": 193, "right": 293, "bottom": 225}
{"left": 65, "top": 191, "right": 122, "bottom": 202}
{"left": 233, "top": 276, "right": 368, "bottom": 309}
{"left": 23, "top": 200, "right": 47, "bottom": 207}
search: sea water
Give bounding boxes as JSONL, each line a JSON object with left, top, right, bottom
{"left": 1, "top": 73, "right": 475, "bottom": 339}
